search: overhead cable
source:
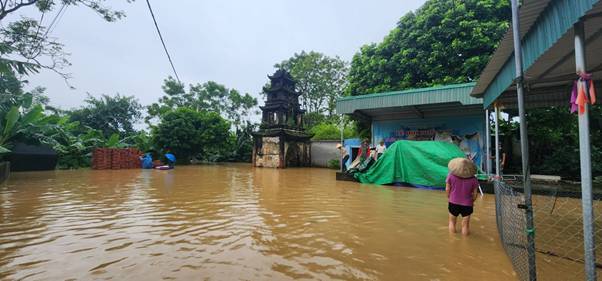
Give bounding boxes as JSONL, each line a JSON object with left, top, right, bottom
{"left": 145, "top": 0, "right": 181, "bottom": 84}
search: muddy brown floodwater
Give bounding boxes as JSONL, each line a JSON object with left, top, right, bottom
{"left": 0, "top": 164, "right": 516, "bottom": 280}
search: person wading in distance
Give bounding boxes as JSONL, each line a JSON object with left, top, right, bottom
{"left": 446, "top": 157, "right": 479, "bottom": 235}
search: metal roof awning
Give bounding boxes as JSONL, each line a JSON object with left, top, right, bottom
{"left": 472, "top": 0, "right": 602, "bottom": 108}
{"left": 336, "top": 83, "right": 483, "bottom": 120}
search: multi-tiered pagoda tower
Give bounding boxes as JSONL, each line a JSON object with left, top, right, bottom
{"left": 252, "top": 69, "right": 312, "bottom": 168}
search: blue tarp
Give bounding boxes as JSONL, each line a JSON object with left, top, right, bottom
{"left": 142, "top": 153, "right": 153, "bottom": 169}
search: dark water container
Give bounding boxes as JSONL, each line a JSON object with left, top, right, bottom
{"left": 8, "top": 143, "right": 57, "bottom": 171}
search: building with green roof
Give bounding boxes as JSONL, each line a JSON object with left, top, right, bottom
{"left": 335, "top": 82, "right": 487, "bottom": 169}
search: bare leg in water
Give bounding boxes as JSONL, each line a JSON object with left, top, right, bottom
{"left": 448, "top": 214, "right": 457, "bottom": 233}
{"left": 462, "top": 215, "right": 471, "bottom": 235}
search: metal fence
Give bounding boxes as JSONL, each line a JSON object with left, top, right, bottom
{"left": 494, "top": 180, "right": 602, "bottom": 280}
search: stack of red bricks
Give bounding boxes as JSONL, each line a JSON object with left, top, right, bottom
{"left": 92, "top": 148, "right": 142, "bottom": 170}
{"left": 124, "top": 148, "right": 140, "bottom": 169}
{"left": 91, "top": 148, "right": 111, "bottom": 170}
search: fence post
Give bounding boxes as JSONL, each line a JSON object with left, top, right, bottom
{"left": 509, "top": 0, "right": 537, "bottom": 280}
{"left": 574, "top": 20, "right": 597, "bottom": 281}
{"left": 494, "top": 181, "right": 505, "bottom": 244}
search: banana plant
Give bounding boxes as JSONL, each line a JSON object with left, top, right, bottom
{"left": 36, "top": 116, "right": 104, "bottom": 169}
{"left": 0, "top": 103, "right": 44, "bottom": 154}
{"left": 103, "top": 133, "right": 122, "bottom": 148}
{"left": 101, "top": 132, "right": 138, "bottom": 149}
{"left": 0, "top": 43, "right": 40, "bottom": 76}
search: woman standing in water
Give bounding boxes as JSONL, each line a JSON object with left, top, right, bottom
{"left": 446, "top": 158, "right": 479, "bottom": 235}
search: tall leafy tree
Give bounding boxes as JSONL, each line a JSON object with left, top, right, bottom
{"left": 275, "top": 51, "right": 348, "bottom": 116}
{"left": 146, "top": 77, "right": 187, "bottom": 121}
{"left": 1, "top": 69, "right": 49, "bottom": 113}
{"left": 0, "top": 0, "right": 131, "bottom": 77}
{"left": 152, "top": 108, "right": 231, "bottom": 163}
{"left": 147, "top": 77, "right": 258, "bottom": 162}
{"left": 69, "top": 94, "right": 142, "bottom": 137}
{"left": 147, "top": 77, "right": 257, "bottom": 129}
{"left": 524, "top": 107, "right": 602, "bottom": 178}
{"left": 347, "top": 0, "right": 510, "bottom": 96}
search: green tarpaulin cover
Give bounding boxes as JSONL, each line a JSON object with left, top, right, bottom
{"left": 354, "top": 140, "right": 467, "bottom": 188}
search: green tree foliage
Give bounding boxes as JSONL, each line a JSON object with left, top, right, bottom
{"left": 0, "top": 0, "right": 131, "bottom": 77}
{"left": 69, "top": 94, "right": 142, "bottom": 138}
{"left": 0, "top": 42, "right": 39, "bottom": 76}
{"left": 1, "top": 69, "right": 49, "bottom": 112}
{"left": 147, "top": 77, "right": 257, "bottom": 128}
{"left": 347, "top": 0, "right": 510, "bottom": 96}
{"left": 526, "top": 107, "right": 602, "bottom": 178}
{"left": 152, "top": 108, "right": 231, "bottom": 163}
{"left": 148, "top": 77, "right": 258, "bottom": 162}
{"left": 132, "top": 131, "right": 153, "bottom": 153}
{"left": 36, "top": 116, "right": 104, "bottom": 169}
{"left": 309, "top": 122, "right": 357, "bottom": 141}
{"left": 0, "top": 1, "right": 136, "bottom": 168}
{"left": 0, "top": 70, "right": 140, "bottom": 168}
{"left": 36, "top": 113, "right": 145, "bottom": 169}
{"left": 225, "top": 89, "right": 259, "bottom": 129}
{"left": 223, "top": 121, "right": 256, "bottom": 162}
{"left": 0, "top": 71, "right": 49, "bottom": 154}
{"left": 303, "top": 112, "right": 327, "bottom": 130}
{"left": 275, "top": 51, "right": 348, "bottom": 116}
{"left": 0, "top": 104, "right": 45, "bottom": 153}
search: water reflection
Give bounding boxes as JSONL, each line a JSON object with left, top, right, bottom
{"left": 0, "top": 164, "right": 515, "bottom": 280}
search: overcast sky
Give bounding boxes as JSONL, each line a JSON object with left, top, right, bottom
{"left": 16, "top": 0, "right": 426, "bottom": 111}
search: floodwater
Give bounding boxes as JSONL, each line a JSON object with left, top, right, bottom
{"left": 0, "top": 165, "right": 516, "bottom": 280}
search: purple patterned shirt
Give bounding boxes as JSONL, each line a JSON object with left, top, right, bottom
{"left": 446, "top": 174, "right": 478, "bottom": 206}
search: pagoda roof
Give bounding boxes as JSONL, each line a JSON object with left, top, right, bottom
{"left": 264, "top": 85, "right": 299, "bottom": 94}
{"left": 268, "top": 69, "right": 295, "bottom": 82}
{"left": 260, "top": 103, "right": 289, "bottom": 110}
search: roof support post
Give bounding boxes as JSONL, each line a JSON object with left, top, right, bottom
{"left": 575, "top": 20, "right": 597, "bottom": 281}
{"left": 371, "top": 123, "right": 375, "bottom": 146}
{"left": 485, "top": 109, "right": 491, "bottom": 175}
{"left": 494, "top": 106, "right": 500, "bottom": 177}
{"left": 340, "top": 116, "right": 346, "bottom": 172}
{"left": 510, "top": 0, "right": 537, "bottom": 280}
{"left": 340, "top": 116, "right": 343, "bottom": 171}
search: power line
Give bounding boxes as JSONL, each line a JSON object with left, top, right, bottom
{"left": 27, "top": 11, "right": 46, "bottom": 59}
{"left": 46, "top": 4, "right": 68, "bottom": 36}
{"left": 33, "top": 10, "right": 46, "bottom": 40}
{"left": 145, "top": 0, "right": 181, "bottom": 84}
{"left": 28, "top": 3, "right": 66, "bottom": 62}
{"left": 44, "top": 3, "right": 66, "bottom": 38}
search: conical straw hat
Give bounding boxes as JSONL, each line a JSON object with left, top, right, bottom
{"left": 448, "top": 157, "right": 477, "bottom": 178}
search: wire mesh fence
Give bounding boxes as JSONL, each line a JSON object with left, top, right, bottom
{"left": 494, "top": 179, "right": 602, "bottom": 281}
{"left": 495, "top": 179, "right": 532, "bottom": 281}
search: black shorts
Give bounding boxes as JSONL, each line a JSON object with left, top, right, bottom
{"left": 448, "top": 202, "right": 473, "bottom": 217}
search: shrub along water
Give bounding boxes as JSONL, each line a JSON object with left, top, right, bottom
{"left": 309, "top": 121, "right": 358, "bottom": 141}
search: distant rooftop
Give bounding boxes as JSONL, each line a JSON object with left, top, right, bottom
{"left": 336, "top": 83, "right": 483, "bottom": 120}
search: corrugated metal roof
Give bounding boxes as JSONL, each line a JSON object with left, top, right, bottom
{"left": 472, "top": 0, "right": 601, "bottom": 108}
{"left": 336, "top": 83, "right": 480, "bottom": 115}
{"left": 471, "top": 0, "right": 553, "bottom": 98}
